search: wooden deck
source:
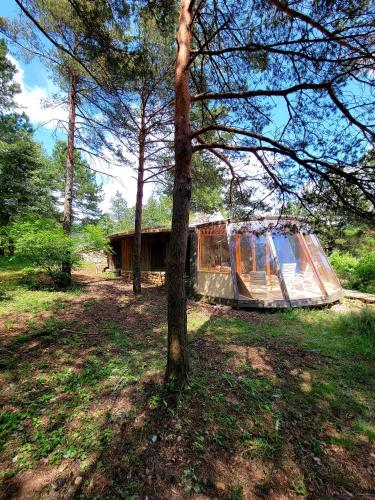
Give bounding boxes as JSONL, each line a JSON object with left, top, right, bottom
{"left": 344, "top": 289, "right": 375, "bottom": 304}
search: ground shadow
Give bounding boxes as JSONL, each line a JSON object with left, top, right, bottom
{"left": 0, "top": 277, "right": 374, "bottom": 499}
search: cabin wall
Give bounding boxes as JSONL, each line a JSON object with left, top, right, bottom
{"left": 121, "top": 237, "right": 133, "bottom": 270}
{"left": 196, "top": 271, "right": 234, "bottom": 299}
{"left": 111, "top": 232, "right": 170, "bottom": 272}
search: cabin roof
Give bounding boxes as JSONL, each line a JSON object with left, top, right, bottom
{"left": 108, "top": 215, "right": 305, "bottom": 239}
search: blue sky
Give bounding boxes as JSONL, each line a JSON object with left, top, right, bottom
{"left": 1, "top": 0, "right": 64, "bottom": 152}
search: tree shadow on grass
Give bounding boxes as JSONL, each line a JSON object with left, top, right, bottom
{"left": 1, "top": 287, "right": 374, "bottom": 499}
{"left": 0, "top": 280, "right": 169, "bottom": 499}
{"left": 75, "top": 306, "right": 375, "bottom": 499}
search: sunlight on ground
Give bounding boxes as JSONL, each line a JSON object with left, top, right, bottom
{"left": 0, "top": 258, "right": 374, "bottom": 498}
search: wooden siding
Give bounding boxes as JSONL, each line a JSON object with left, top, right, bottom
{"left": 113, "top": 233, "right": 170, "bottom": 272}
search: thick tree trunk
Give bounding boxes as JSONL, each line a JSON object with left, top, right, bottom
{"left": 61, "top": 72, "right": 77, "bottom": 286}
{"left": 133, "top": 125, "right": 146, "bottom": 295}
{"left": 165, "top": 0, "right": 193, "bottom": 387}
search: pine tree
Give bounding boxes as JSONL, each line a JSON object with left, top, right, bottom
{"left": 50, "top": 141, "right": 103, "bottom": 224}
{"left": 109, "top": 191, "right": 128, "bottom": 226}
{"left": 0, "top": 39, "right": 20, "bottom": 111}
{"left": 166, "top": 0, "right": 375, "bottom": 386}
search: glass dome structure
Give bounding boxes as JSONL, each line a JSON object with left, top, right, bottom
{"left": 195, "top": 217, "right": 343, "bottom": 308}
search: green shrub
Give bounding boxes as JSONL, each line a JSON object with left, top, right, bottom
{"left": 79, "top": 224, "right": 112, "bottom": 254}
{"left": 10, "top": 219, "right": 81, "bottom": 289}
{"left": 330, "top": 250, "right": 375, "bottom": 293}
{"left": 329, "top": 251, "right": 358, "bottom": 282}
{"left": 352, "top": 254, "right": 375, "bottom": 293}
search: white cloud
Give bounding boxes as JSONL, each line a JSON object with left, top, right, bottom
{"left": 88, "top": 150, "right": 154, "bottom": 211}
{"left": 8, "top": 55, "right": 68, "bottom": 129}
{"left": 8, "top": 55, "right": 156, "bottom": 209}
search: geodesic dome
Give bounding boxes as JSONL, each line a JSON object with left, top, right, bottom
{"left": 195, "top": 217, "right": 343, "bottom": 308}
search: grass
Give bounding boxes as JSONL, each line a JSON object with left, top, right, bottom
{"left": 0, "top": 256, "right": 374, "bottom": 498}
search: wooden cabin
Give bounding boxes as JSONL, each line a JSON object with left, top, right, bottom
{"left": 108, "top": 217, "right": 343, "bottom": 308}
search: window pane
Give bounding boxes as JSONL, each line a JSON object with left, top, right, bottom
{"left": 200, "top": 234, "right": 231, "bottom": 272}
{"left": 234, "top": 234, "right": 284, "bottom": 301}
{"left": 271, "top": 233, "right": 325, "bottom": 300}
{"left": 304, "top": 233, "right": 341, "bottom": 293}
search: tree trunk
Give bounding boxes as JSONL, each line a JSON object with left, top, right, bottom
{"left": 61, "top": 72, "right": 78, "bottom": 286}
{"left": 133, "top": 124, "right": 146, "bottom": 295}
{"left": 165, "top": 0, "right": 193, "bottom": 387}
{"left": 8, "top": 238, "right": 14, "bottom": 256}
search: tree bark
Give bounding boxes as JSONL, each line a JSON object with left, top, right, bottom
{"left": 133, "top": 115, "right": 146, "bottom": 295}
{"left": 165, "top": 0, "right": 193, "bottom": 387}
{"left": 61, "top": 71, "right": 78, "bottom": 286}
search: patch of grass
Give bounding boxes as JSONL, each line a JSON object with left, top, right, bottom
{"left": 83, "top": 298, "right": 96, "bottom": 310}
{"left": 0, "top": 286, "right": 82, "bottom": 315}
{"left": 1, "top": 258, "right": 375, "bottom": 498}
{"left": 0, "top": 411, "right": 27, "bottom": 451}
{"left": 10, "top": 318, "right": 69, "bottom": 349}
{"left": 354, "top": 419, "right": 375, "bottom": 442}
{"left": 0, "top": 256, "right": 35, "bottom": 273}
{"left": 290, "top": 478, "right": 307, "bottom": 496}
{"left": 106, "top": 320, "right": 131, "bottom": 347}
{"left": 229, "top": 484, "right": 244, "bottom": 500}
{"left": 329, "top": 434, "right": 359, "bottom": 451}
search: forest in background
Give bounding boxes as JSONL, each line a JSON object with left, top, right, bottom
{"left": 0, "top": 34, "right": 373, "bottom": 293}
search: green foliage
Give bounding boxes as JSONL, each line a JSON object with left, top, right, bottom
{"left": 97, "top": 213, "right": 115, "bottom": 235}
{"left": 10, "top": 218, "right": 81, "bottom": 288}
{"left": 79, "top": 224, "right": 111, "bottom": 254}
{"left": 113, "top": 193, "right": 172, "bottom": 232}
{"left": 109, "top": 190, "right": 128, "bottom": 225}
{"left": 0, "top": 113, "right": 55, "bottom": 228}
{"left": 105, "top": 321, "right": 131, "bottom": 347}
{"left": 329, "top": 251, "right": 358, "bottom": 281}
{"left": 352, "top": 254, "right": 375, "bottom": 293}
{"left": 142, "top": 194, "right": 172, "bottom": 228}
{"left": 0, "top": 411, "right": 27, "bottom": 451}
{"left": 330, "top": 251, "right": 375, "bottom": 293}
{"left": 191, "top": 153, "right": 224, "bottom": 214}
{"left": 0, "top": 40, "right": 20, "bottom": 111}
{"left": 51, "top": 141, "right": 103, "bottom": 223}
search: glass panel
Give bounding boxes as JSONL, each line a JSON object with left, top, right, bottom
{"left": 304, "top": 233, "right": 341, "bottom": 294}
{"left": 199, "top": 234, "right": 231, "bottom": 272}
{"left": 234, "top": 233, "right": 283, "bottom": 301}
{"left": 272, "top": 233, "right": 325, "bottom": 300}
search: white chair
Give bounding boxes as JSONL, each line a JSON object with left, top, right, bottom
{"left": 281, "top": 263, "right": 296, "bottom": 289}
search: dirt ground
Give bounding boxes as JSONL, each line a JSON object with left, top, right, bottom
{"left": 0, "top": 271, "right": 374, "bottom": 499}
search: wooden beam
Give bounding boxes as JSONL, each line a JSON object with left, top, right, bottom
{"left": 226, "top": 224, "right": 240, "bottom": 302}
{"left": 197, "top": 231, "right": 202, "bottom": 271}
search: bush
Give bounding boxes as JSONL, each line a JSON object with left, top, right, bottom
{"left": 79, "top": 224, "right": 112, "bottom": 254}
{"left": 10, "top": 219, "right": 81, "bottom": 289}
{"left": 352, "top": 254, "right": 375, "bottom": 293}
{"left": 329, "top": 251, "right": 358, "bottom": 282}
{"left": 330, "top": 251, "right": 375, "bottom": 293}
